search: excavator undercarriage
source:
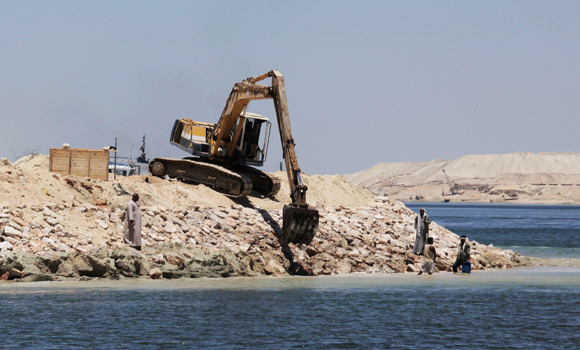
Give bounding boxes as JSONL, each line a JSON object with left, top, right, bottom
{"left": 149, "top": 157, "right": 281, "bottom": 198}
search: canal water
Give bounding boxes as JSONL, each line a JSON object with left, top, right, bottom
{"left": 1, "top": 203, "right": 579, "bottom": 349}
{"left": 406, "top": 202, "right": 580, "bottom": 258}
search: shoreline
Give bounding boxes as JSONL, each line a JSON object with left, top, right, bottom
{"left": 2, "top": 264, "right": 580, "bottom": 289}
{"left": 2, "top": 241, "right": 578, "bottom": 284}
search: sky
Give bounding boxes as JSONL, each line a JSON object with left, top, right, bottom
{"left": 1, "top": 1, "right": 579, "bottom": 175}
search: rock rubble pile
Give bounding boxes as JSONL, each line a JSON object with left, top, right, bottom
{"left": 0, "top": 197, "right": 529, "bottom": 282}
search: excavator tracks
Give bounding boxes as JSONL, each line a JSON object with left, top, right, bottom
{"left": 229, "top": 164, "right": 281, "bottom": 197}
{"left": 149, "top": 157, "right": 252, "bottom": 197}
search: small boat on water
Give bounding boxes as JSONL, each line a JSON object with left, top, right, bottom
{"left": 443, "top": 198, "right": 451, "bottom": 203}
{"left": 109, "top": 157, "right": 140, "bottom": 176}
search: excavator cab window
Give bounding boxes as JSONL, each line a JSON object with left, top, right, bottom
{"left": 232, "top": 114, "right": 271, "bottom": 165}
{"left": 240, "top": 117, "right": 270, "bottom": 163}
{"left": 242, "top": 119, "right": 260, "bottom": 158}
{"left": 171, "top": 120, "right": 184, "bottom": 144}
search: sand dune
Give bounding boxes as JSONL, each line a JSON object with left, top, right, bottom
{"left": 345, "top": 152, "right": 580, "bottom": 204}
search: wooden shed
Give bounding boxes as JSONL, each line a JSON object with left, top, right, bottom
{"left": 49, "top": 148, "right": 110, "bottom": 181}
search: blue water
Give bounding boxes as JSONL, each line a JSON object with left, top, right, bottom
{"left": 1, "top": 270, "right": 580, "bottom": 350}
{"left": 2, "top": 203, "right": 580, "bottom": 349}
{"left": 406, "top": 203, "right": 580, "bottom": 258}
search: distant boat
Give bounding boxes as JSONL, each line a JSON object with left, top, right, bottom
{"left": 443, "top": 198, "right": 451, "bottom": 203}
{"left": 109, "top": 157, "right": 140, "bottom": 176}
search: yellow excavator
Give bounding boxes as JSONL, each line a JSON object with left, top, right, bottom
{"left": 149, "top": 70, "right": 318, "bottom": 245}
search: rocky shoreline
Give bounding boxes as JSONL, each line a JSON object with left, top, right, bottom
{"left": 1, "top": 196, "right": 561, "bottom": 283}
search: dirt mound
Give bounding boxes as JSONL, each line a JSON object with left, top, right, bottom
{"left": 3, "top": 155, "right": 373, "bottom": 210}
{"left": 12, "top": 154, "right": 50, "bottom": 170}
{"left": 251, "top": 172, "right": 374, "bottom": 209}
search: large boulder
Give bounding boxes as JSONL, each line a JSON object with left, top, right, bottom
{"left": 70, "top": 253, "right": 113, "bottom": 278}
{"left": 0, "top": 251, "right": 54, "bottom": 281}
{"left": 149, "top": 267, "right": 163, "bottom": 279}
{"left": 55, "top": 258, "right": 79, "bottom": 278}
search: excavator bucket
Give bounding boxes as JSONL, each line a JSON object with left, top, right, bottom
{"left": 280, "top": 205, "right": 319, "bottom": 245}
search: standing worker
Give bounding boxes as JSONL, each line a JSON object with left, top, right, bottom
{"left": 418, "top": 237, "right": 437, "bottom": 275}
{"left": 124, "top": 193, "right": 142, "bottom": 251}
{"left": 413, "top": 208, "right": 431, "bottom": 255}
{"left": 452, "top": 235, "right": 471, "bottom": 273}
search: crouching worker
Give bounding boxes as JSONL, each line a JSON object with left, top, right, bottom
{"left": 418, "top": 237, "right": 437, "bottom": 275}
{"left": 452, "top": 235, "right": 471, "bottom": 273}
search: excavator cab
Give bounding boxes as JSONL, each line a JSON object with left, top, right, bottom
{"left": 231, "top": 113, "right": 271, "bottom": 166}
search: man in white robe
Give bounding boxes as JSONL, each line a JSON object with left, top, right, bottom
{"left": 418, "top": 237, "right": 437, "bottom": 275}
{"left": 413, "top": 208, "right": 431, "bottom": 255}
{"left": 124, "top": 193, "right": 142, "bottom": 251}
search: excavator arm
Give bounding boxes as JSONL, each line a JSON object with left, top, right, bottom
{"left": 250, "top": 70, "right": 319, "bottom": 245}
{"left": 266, "top": 70, "right": 307, "bottom": 207}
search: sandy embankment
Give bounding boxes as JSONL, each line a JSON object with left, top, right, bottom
{"left": 0, "top": 155, "right": 574, "bottom": 283}
{"left": 346, "top": 152, "right": 580, "bottom": 204}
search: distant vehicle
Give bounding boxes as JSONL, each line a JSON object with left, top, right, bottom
{"left": 442, "top": 169, "right": 462, "bottom": 195}
{"left": 109, "top": 157, "right": 140, "bottom": 176}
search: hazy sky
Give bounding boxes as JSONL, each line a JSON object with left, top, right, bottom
{"left": 1, "top": 1, "right": 579, "bottom": 175}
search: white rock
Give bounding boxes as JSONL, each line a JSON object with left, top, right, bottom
{"left": 8, "top": 221, "right": 23, "bottom": 231}
{"left": 215, "top": 211, "right": 228, "bottom": 219}
{"left": 149, "top": 268, "right": 163, "bottom": 279}
{"left": 337, "top": 261, "right": 352, "bottom": 274}
{"left": 109, "top": 213, "right": 120, "bottom": 223}
{"left": 268, "top": 259, "right": 286, "bottom": 274}
{"left": 172, "top": 217, "right": 186, "bottom": 227}
{"left": 41, "top": 237, "right": 56, "bottom": 245}
{"left": 164, "top": 224, "right": 177, "bottom": 234}
{"left": 3, "top": 225, "right": 27, "bottom": 239}
{"left": 96, "top": 219, "right": 109, "bottom": 230}
{"left": 45, "top": 217, "right": 59, "bottom": 226}
{"left": 151, "top": 254, "right": 165, "bottom": 264}
{"left": 240, "top": 208, "right": 256, "bottom": 216}
{"left": 2, "top": 236, "right": 18, "bottom": 245}
{"left": 0, "top": 241, "right": 14, "bottom": 251}
{"left": 375, "top": 234, "right": 392, "bottom": 245}
{"left": 357, "top": 210, "right": 370, "bottom": 219}
{"left": 43, "top": 207, "right": 57, "bottom": 218}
